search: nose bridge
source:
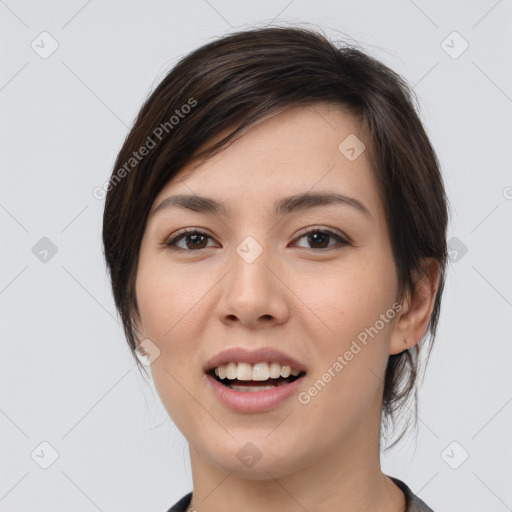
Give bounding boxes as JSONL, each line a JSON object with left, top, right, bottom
{"left": 218, "top": 233, "right": 287, "bottom": 324}
{"left": 230, "top": 234, "right": 273, "bottom": 300}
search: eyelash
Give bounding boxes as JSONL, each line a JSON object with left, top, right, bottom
{"left": 164, "top": 227, "right": 350, "bottom": 252}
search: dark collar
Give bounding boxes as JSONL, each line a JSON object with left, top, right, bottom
{"left": 166, "top": 476, "right": 435, "bottom": 511}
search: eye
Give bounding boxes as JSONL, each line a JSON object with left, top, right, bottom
{"left": 165, "top": 229, "right": 217, "bottom": 251}
{"left": 164, "top": 227, "right": 350, "bottom": 252}
{"left": 292, "top": 227, "right": 349, "bottom": 250}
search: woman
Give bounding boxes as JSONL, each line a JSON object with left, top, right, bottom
{"left": 102, "top": 25, "right": 448, "bottom": 512}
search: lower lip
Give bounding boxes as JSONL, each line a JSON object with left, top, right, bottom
{"left": 206, "top": 373, "right": 305, "bottom": 413}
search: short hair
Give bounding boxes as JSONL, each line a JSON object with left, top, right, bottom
{"left": 102, "top": 25, "right": 449, "bottom": 450}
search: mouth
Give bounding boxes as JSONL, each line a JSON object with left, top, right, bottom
{"left": 206, "top": 366, "right": 306, "bottom": 392}
{"left": 204, "top": 347, "right": 307, "bottom": 393}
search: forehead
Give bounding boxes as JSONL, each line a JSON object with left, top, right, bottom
{"left": 151, "top": 103, "right": 382, "bottom": 222}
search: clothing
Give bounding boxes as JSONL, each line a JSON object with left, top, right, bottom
{"left": 390, "top": 477, "right": 435, "bottom": 511}
{"left": 166, "top": 476, "right": 434, "bottom": 511}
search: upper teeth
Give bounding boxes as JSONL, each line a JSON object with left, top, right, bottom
{"left": 214, "top": 362, "right": 301, "bottom": 381}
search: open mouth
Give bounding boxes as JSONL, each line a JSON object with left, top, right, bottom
{"left": 207, "top": 369, "right": 306, "bottom": 392}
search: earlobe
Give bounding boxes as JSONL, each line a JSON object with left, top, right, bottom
{"left": 389, "top": 259, "right": 441, "bottom": 355}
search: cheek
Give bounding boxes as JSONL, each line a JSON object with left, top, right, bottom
{"left": 293, "top": 258, "right": 397, "bottom": 406}
{"left": 136, "top": 258, "right": 212, "bottom": 342}
{"left": 135, "top": 262, "right": 212, "bottom": 429}
{"left": 296, "top": 259, "right": 396, "bottom": 338}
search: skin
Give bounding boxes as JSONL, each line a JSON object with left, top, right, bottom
{"left": 134, "top": 102, "right": 440, "bottom": 512}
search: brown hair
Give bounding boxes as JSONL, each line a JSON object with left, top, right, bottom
{"left": 102, "top": 25, "right": 449, "bottom": 450}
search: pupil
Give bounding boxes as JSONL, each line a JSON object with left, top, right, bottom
{"left": 310, "top": 232, "right": 328, "bottom": 248}
{"left": 187, "top": 234, "right": 206, "bottom": 249}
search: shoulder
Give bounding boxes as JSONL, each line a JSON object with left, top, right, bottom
{"left": 389, "top": 476, "right": 436, "bottom": 512}
{"left": 165, "top": 491, "right": 192, "bottom": 512}
{"left": 166, "top": 480, "right": 436, "bottom": 512}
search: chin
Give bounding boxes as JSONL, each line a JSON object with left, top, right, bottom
{"left": 204, "top": 442, "right": 305, "bottom": 480}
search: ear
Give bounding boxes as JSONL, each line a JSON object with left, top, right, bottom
{"left": 389, "top": 258, "right": 441, "bottom": 355}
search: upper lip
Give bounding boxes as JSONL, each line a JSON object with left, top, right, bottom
{"left": 204, "top": 347, "right": 307, "bottom": 373}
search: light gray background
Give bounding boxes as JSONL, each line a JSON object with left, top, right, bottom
{"left": 1, "top": 1, "right": 511, "bottom": 511}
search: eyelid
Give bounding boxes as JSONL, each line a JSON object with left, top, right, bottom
{"left": 292, "top": 225, "right": 350, "bottom": 243}
{"left": 164, "top": 225, "right": 350, "bottom": 251}
{"left": 164, "top": 227, "right": 219, "bottom": 249}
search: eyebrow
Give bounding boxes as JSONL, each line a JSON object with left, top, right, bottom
{"left": 151, "top": 192, "right": 372, "bottom": 219}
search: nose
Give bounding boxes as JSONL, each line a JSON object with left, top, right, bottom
{"left": 217, "top": 240, "right": 290, "bottom": 329}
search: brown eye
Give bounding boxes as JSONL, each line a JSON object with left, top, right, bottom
{"left": 294, "top": 228, "right": 349, "bottom": 250}
{"left": 165, "top": 227, "right": 349, "bottom": 252}
{"left": 307, "top": 231, "right": 330, "bottom": 249}
{"left": 166, "top": 230, "right": 215, "bottom": 251}
{"left": 183, "top": 233, "right": 209, "bottom": 250}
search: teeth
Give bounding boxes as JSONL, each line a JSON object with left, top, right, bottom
{"left": 226, "top": 362, "right": 237, "bottom": 379}
{"left": 213, "top": 361, "right": 301, "bottom": 381}
{"left": 237, "top": 362, "right": 253, "bottom": 380}
{"left": 269, "top": 362, "right": 282, "bottom": 378}
{"left": 252, "top": 362, "right": 269, "bottom": 380}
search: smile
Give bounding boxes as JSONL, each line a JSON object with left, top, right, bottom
{"left": 206, "top": 369, "right": 306, "bottom": 413}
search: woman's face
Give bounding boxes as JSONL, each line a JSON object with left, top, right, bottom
{"left": 135, "top": 103, "right": 405, "bottom": 478}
